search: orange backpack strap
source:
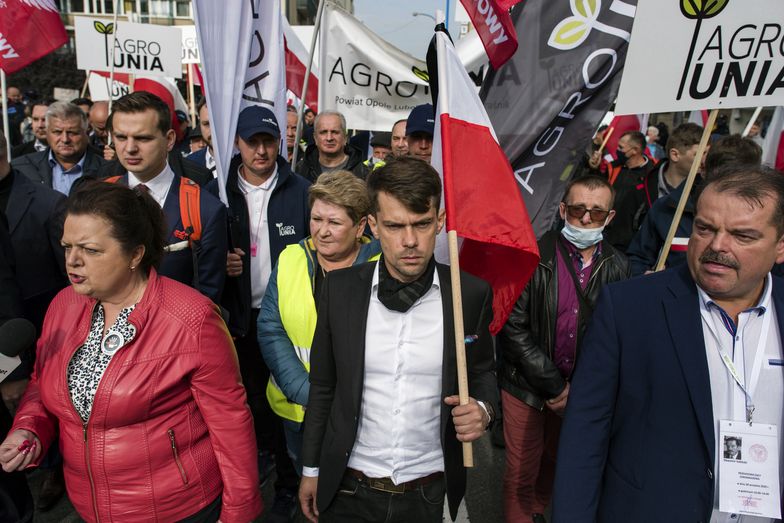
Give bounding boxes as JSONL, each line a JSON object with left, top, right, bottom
{"left": 607, "top": 164, "right": 621, "bottom": 186}
{"left": 178, "top": 177, "right": 202, "bottom": 243}
{"left": 104, "top": 175, "right": 123, "bottom": 184}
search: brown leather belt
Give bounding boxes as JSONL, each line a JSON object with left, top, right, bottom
{"left": 345, "top": 468, "right": 443, "bottom": 494}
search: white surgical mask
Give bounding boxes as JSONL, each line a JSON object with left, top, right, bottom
{"left": 561, "top": 220, "right": 604, "bottom": 250}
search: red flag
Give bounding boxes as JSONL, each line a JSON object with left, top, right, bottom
{"left": 0, "top": 0, "right": 67, "bottom": 74}
{"left": 133, "top": 77, "right": 189, "bottom": 141}
{"left": 432, "top": 30, "right": 539, "bottom": 334}
{"left": 191, "top": 64, "right": 203, "bottom": 88}
{"left": 459, "top": 0, "right": 521, "bottom": 69}
{"left": 92, "top": 70, "right": 132, "bottom": 85}
{"left": 762, "top": 106, "right": 784, "bottom": 172}
{"left": 282, "top": 17, "right": 318, "bottom": 111}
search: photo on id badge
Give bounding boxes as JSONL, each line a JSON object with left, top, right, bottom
{"left": 723, "top": 436, "right": 743, "bottom": 461}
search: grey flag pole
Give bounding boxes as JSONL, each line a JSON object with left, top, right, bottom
{"left": 291, "top": 0, "right": 326, "bottom": 168}
{"left": 1, "top": 69, "right": 11, "bottom": 162}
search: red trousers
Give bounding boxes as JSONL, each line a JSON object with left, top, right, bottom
{"left": 502, "top": 389, "right": 562, "bottom": 522}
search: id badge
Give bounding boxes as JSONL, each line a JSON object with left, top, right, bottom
{"left": 718, "top": 420, "right": 780, "bottom": 519}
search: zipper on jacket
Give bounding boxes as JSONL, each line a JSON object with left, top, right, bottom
{"left": 167, "top": 429, "right": 189, "bottom": 485}
{"left": 83, "top": 423, "right": 100, "bottom": 522}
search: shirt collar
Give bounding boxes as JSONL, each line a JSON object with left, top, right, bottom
{"left": 48, "top": 150, "right": 87, "bottom": 172}
{"left": 371, "top": 259, "right": 441, "bottom": 291}
{"left": 697, "top": 272, "right": 772, "bottom": 316}
{"left": 127, "top": 163, "right": 175, "bottom": 202}
{"left": 238, "top": 164, "right": 278, "bottom": 193}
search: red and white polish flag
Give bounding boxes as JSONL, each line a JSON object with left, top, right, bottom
{"left": 0, "top": 0, "right": 67, "bottom": 74}
{"left": 431, "top": 29, "right": 539, "bottom": 334}
{"left": 602, "top": 113, "right": 649, "bottom": 163}
{"left": 133, "top": 76, "right": 190, "bottom": 141}
{"left": 282, "top": 17, "right": 318, "bottom": 112}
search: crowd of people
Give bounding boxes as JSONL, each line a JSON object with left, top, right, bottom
{"left": 0, "top": 82, "right": 781, "bottom": 523}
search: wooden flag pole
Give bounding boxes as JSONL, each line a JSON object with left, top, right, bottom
{"left": 187, "top": 64, "right": 197, "bottom": 128}
{"left": 80, "top": 71, "right": 91, "bottom": 98}
{"left": 598, "top": 126, "right": 615, "bottom": 155}
{"left": 447, "top": 230, "right": 474, "bottom": 467}
{"left": 654, "top": 108, "right": 719, "bottom": 272}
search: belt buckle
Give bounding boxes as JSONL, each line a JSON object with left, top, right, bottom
{"left": 368, "top": 478, "right": 405, "bottom": 494}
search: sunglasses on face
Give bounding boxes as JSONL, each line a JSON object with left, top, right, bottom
{"left": 564, "top": 204, "right": 610, "bottom": 223}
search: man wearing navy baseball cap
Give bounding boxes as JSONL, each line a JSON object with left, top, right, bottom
{"left": 222, "top": 104, "right": 311, "bottom": 520}
{"left": 406, "top": 103, "right": 435, "bottom": 163}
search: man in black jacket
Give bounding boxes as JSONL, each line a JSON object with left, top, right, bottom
{"left": 497, "top": 176, "right": 630, "bottom": 523}
{"left": 295, "top": 110, "right": 368, "bottom": 182}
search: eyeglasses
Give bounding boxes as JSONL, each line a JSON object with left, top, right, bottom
{"left": 564, "top": 204, "right": 610, "bottom": 223}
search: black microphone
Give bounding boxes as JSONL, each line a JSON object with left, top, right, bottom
{"left": 0, "top": 318, "right": 36, "bottom": 358}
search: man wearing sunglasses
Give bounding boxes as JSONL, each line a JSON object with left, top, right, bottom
{"left": 496, "top": 176, "right": 630, "bottom": 523}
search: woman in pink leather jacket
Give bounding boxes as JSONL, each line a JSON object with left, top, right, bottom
{"left": 0, "top": 181, "right": 262, "bottom": 522}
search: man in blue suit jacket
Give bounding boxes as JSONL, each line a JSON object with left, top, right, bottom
{"left": 553, "top": 165, "right": 784, "bottom": 523}
{"left": 101, "top": 91, "right": 227, "bottom": 303}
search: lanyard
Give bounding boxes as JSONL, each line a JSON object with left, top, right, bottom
{"left": 700, "top": 304, "right": 771, "bottom": 424}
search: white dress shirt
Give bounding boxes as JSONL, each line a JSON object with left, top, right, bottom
{"left": 127, "top": 163, "right": 175, "bottom": 209}
{"left": 237, "top": 165, "right": 277, "bottom": 308}
{"left": 698, "top": 275, "right": 784, "bottom": 523}
{"left": 302, "top": 263, "right": 445, "bottom": 483}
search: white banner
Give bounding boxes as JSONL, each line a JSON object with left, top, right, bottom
{"left": 241, "top": 0, "right": 287, "bottom": 141}
{"left": 616, "top": 0, "right": 784, "bottom": 114}
{"left": 180, "top": 25, "right": 200, "bottom": 64}
{"left": 75, "top": 17, "right": 182, "bottom": 78}
{"left": 319, "top": 2, "right": 430, "bottom": 131}
{"left": 193, "top": 0, "right": 285, "bottom": 206}
{"left": 88, "top": 73, "right": 130, "bottom": 101}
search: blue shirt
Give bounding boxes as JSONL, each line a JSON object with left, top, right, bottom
{"left": 49, "top": 151, "right": 86, "bottom": 195}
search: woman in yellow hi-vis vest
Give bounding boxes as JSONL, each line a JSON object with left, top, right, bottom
{"left": 258, "top": 170, "right": 380, "bottom": 474}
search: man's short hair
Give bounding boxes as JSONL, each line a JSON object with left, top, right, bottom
{"left": 313, "top": 110, "right": 346, "bottom": 134}
{"left": 46, "top": 101, "right": 89, "bottom": 131}
{"left": 107, "top": 91, "right": 171, "bottom": 135}
{"left": 196, "top": 96, "right": 207, "bottom": 113}
{"left": 70, "top": 97, "right": 93, "bottom": 110}
{"left": 31, "top": 98, "right": 54, "bottom": 112}
{"left": 725, "top": 437, "right": 741, "bottom": 445}
{"left": 621, "top": 131, "right": 646, "bottom": 151}
{"left": 647, "top": 126, "right": 660, "bottom": 138}
{"left": 392, "top": 119, "right": 407, "bottom": 132}
{"left": 562, "top": 176, "right": 615, "bottom": 208}
{"left": 367, "top": 156, "right": 442, "bottom": 215}
{"left": 666, "top": 122, "right": 703, "bottom": 153}
{"left": 704, "top": 134, "right": 762, "bottom": 176}
{"left": 699, "top": 163, "right": 784, "bottom": 235}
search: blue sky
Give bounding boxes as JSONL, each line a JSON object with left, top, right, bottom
{"left": 353, "top": 0, "right": 455, "bottom": 59}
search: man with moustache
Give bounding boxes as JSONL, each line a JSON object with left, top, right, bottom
{"left": 552, "top": 165, "right": 784, "bottom": 522}
{"left": 299, "top": 156, "right": 497, "bottom": 523}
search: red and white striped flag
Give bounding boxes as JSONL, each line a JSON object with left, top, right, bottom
{"left": 688, "top": 110, "right": 709, "bottom": 127}
{"left": 282, "top": 17, "right": 318, "bottom": 111}
{"left": 762, "top": 106, "right": 784, "bottom": 172}
{"left": 431, "top": 29, "right": 539, "bottom": 333}
{"left": 133, "top": 77, "right": 189, "bottom": 141}
{"left": 0, "top": 0, "right": 67, "bottom": 73}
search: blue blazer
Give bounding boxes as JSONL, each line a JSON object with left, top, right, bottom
{"left": 552, "top": 264, "right": 784, "bottom": 523}
{"left": 110, "top": 173, "right": 227, "bottom": 303}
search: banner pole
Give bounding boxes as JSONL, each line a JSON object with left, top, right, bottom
{"left": 742, "top": 106, "right": 763, "bottom": 137}
{"left": 81, "top": 71, "right": 91, "bottom": 98}
{"left": 654, "top": 108, "right": 719, "bottom": 272}
{"left": 598, "top": 126, "right": 614, "bottom": 155}
{"left": 1, "top": 69, "right": 11, "bottom": 163}
{"left": 292, "top": 0, "right": 326, "bottom": 168}
{"left": 188, "top": 64, "right": 197, "bottom": 128}
{"left": 107, "top": 0, "right": 120, "bottom": 115}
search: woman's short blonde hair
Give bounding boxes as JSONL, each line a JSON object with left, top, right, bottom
{"left": 308, "top": 170, "right": 370, "bottom": 225}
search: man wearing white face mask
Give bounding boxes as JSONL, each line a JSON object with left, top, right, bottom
{"left": 496, "top": 176, "right": 630, "bottom": 523}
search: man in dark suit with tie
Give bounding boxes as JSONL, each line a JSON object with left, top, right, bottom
{"left": 552, "top": 165, "right": 784, "bottom": 522}
{"left": 299, "top": 156, "right": 498, "bottom": 523}
{"left": 100, "top": 92, "right": 227, "bottom": 303}
{"left": 11, "top": 101, "right": 106, "bottom": 195}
